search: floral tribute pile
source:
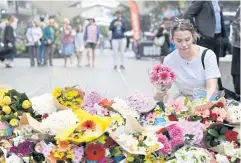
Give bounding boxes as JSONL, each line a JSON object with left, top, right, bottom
{"left": 0, "top": 64, "right": 240, "bottom": 163}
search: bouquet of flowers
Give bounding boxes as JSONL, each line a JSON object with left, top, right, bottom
{"left": 0, "top": 89, "right": 41, "bottom": 127}
{"left": 165, "top": 147, "right": 212, "bottom": 163}
{"left": 149, "top": 64, "right": 176, "bottom": 102}
{"left": 56, "top": 109, "right": 113, "bottom": 143}
{"left": 226, "top": 104, "right": 241, "bottom": 125}
{"left": 204, "top": 123, "right": 239, "bottom": 148}
{"left": 40, "top": 109, "right": 79, "bottom": 135}
{"left": 84, "top": 134, "right": 125, "bottom": 163}
{"left": 111, "top": 126, "right": 163, "bottom": 155}
{"left": 139, "top": 102, "right": 177, "bottom": 126}
{"left": 31, "top": 93, "right": 57, "bottom": 117}
{"left": 189, "top": 98, "right": 227, "bottom": 129}
{"left": 126, "top": 92, "right": 154, "bottom": 113}
{"left": 155, "top": 123, "right": 184, "bottom": 155}
{"left": 35, "top": 140, "right": 84, "bottom": 163}
{"left": 52, "top": 86, "right": 85, "bottom": 110}
{"left": 166, "top": 96, "right": 190, "bottom": 119}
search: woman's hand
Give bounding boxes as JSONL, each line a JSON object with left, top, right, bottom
{"left": 206, "top": 78, "right": 218, "bottom": 100}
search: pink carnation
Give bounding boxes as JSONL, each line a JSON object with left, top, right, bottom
{"left": 157, "top": 134, "right": 172, "bottom": 154}
{"left": 158, "top": 71, "right": 171, "bottom": 85}
{"left": 166, "top": 124, "right": 184, "bottom": 147}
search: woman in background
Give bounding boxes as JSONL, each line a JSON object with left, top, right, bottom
{"left": 26, "top": 20, "right": 43, "bottom": 67}
{"left": 61, "top": 18, "right": 74, "bottom": 68}
{"left": 2, "top": 15, "right": 18, "bottom": 68}
{"left": 74, "top": 25, "right": 84, "bottom": 67}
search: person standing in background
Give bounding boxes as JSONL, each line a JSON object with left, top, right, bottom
{"left": 109, "top": 11, "right": 128, "bottom": 70}
{"left": 184, "top": 0, "right": 226, "bottom": 65}
{"left": 75, "top": 25, "right": 84, "bottom": 67}
{"left": 84, "top": 18, "right": 100, "bottom": 68}
{"left": 61, "top": 18, "right": 74, "bottom": 68}
{"left": 26, "top": 20, "right": 43, "bottom": 67}
{"left": 43, "top": 19, "right": 55, "bottom": 66}
{"left": 39, "top": 15, "right": 46, "bottom": 65}
{"left": 2, "top": 16, "right": 18, "bottom": 68}
{"left": 230, "top": 6, "right": 240, "bottom": 95}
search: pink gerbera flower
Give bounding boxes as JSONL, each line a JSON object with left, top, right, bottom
{"left": 159, "top": 71, "right": 170, "bottom": 84}
{"left": 170, "top": 71, "right": 176, "bottom": 81}
{"left": 150, "top": 72, "right": 159, "bottom": 84}
{"left": 153, "top": 64, "right": 162, "bottom": 73}
{"left": 161, "top": 66, "right": 171, "bottom": 72}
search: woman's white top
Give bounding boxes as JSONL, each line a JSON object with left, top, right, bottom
{"left": 163, "top": 46, "right": 221, "bottom": 96}
{"left": 74, "top": 32, "right": 84, "bottom": 49}
{"left": 26, "top": 27, "right": 43, "bottom": 46}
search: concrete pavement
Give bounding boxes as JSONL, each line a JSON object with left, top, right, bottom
{"left": 0, "top": 49, "right": 234, "bottom": 99}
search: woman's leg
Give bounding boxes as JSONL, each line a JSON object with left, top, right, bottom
{"left": 76, "top": 51, "right": 80, "bottom": 66}
{"left": 64, "top": 55, "right": 67, "bottom": 67}
{"left": 5, "top": 59, "right": 12, "bottom": 68}
{"left": 29, "top": 46, "right": 35, "bottom": 67}
{"left": 92, "top": 48, "right": 95, "bottom": 67}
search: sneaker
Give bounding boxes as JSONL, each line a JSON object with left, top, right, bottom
{"left": 5, "top": 64, "right": 12, "bottom": 68}
{"left": 120, "top": 65, "right": 125, "bottom": 69}
{"left": 114, "top": 65, "right": 117, "bottom": 70}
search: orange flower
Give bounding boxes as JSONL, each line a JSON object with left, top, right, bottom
{"left": 81, "top": 120, "right": 96, "bottom": 130}
{"left": 98, "top": 98, "right": 114, "bottom": 107}
{"left": 48, "top": 152, "right": 57, "bottom": 163}
{"left": 57, "top": 140, "right": 71, "bottom": 152}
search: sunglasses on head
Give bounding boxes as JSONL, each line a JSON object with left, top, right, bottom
{"left": 171, "top": 18, "right": 193, "bottom": 29}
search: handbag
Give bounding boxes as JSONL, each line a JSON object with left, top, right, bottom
{"left": 201, "top": 49, "right": 240, "bottom": 101}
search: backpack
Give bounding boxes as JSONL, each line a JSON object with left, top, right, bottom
{"left": 154, "top": 36, "right": 165, "bottom": 47}
{"left": 201, "top": 49, "right": 240, "bottom": 101}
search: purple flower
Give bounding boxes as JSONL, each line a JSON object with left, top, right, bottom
{"left": 84, "top": 91, "right": 102, "bottom": 108}
{"left": 42, "top": 143, "right": 55, "bottom": 157}
{"left": 16, "top": 141, "right": 34, "bottom": 157}
{"left": 72, "top": 146, "right": 84, "bottom": 163}
{"left": 126, "top": 92, "right": 153, "bottom": 113}
{"left": 9, "top": 146, "right": 18, "bottom": 154}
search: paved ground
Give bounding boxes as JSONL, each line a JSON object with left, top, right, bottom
{"left": 0, "top": 49, "right": 234, "bottom": 99}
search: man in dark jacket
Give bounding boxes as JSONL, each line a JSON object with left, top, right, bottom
{"left": 184, "top": 1, "right": 226, "bottom": 65}
{"left": 109, "top": 11, "right": 128, "bottom": 70}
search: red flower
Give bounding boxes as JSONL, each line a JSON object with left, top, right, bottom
{"left": 42, "top": 114, "right": 48, "bottom": 119}
{"left": 210, "top": 113, "right": 218, "bottom": 121}
{"left": 98, "top": 99, "right": 114, "bottom": 108}
{"left": 168, "top": 114, "right": 177, "bottom": 121}
{"left": 216, "top": 102, "right": 224, "bottom": 108}
{"left": 104, "top": 137, "right": 116, "bottom": 149}
{"left": 81, "top": 120, "right": 96, "bottom": 130}
{"left": 85, "top": 144, "right": 105, "bottom": 161}
{"left": 202, "top": 118, "right": 209, "bottom": 124}
{"left": 224, "top": 130, "right": 238, "bottom": 142}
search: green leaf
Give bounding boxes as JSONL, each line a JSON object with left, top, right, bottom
{"left": 184, "top": 97, "right": 189, "bottom": 106}
{"left": 208, "top": 129, "right": 219, "bottom": 137}
{"left": 220, "top": 127, "right": 229, "bottom": 134}
{"left": 218, "top": 135, "right": 226, "bottom": 143}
